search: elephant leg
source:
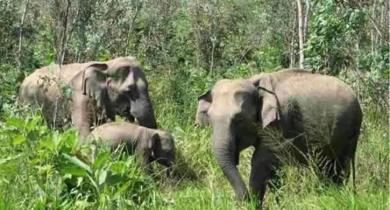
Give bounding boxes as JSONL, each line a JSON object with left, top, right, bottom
{"left": 267, "top": 168, "right": 284, "bottom": 205}
{"left": 332, "top": 138, "right": 358, "bottom": 186}
{"left": 321, "top": 133, "right": 359, "bottom": 187}
{"left": 249, "top": 145, "right": 280, "bottom": 207}
{"left": 119, "top": 105, "right": 135, "bottom": 122}
{"left": 320, "top": 153, "right": 350, "bottom": 186}
{"left": 321, "top": 159, "right": 345, "bottom": 186}
{"left": 126, "top": 114, "right": 135, "bottom": 123}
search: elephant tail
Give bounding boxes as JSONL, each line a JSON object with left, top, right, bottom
{"left": 350, "top": 102, "right": 362, "bottom": 194}
{"left": 351, "top": 151, "right": 356, "bottom": 191}
{"left": 349, "top": 129, "right": 360, "bottom": 194}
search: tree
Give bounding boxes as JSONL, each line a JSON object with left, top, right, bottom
{"left": 297, "top": 0, "right": 305, "bottom": 68}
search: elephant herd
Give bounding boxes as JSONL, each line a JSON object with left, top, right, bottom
{"left": 19, "top": 56, "right": 363, "bottom": 207}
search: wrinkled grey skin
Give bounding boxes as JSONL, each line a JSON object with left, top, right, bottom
{"left": 194, "top": 90, "right": 211, "bottom": 126}
{"left": 104, "top": 57, "right": 157, "bottom": 129}
{"left": 19, "top": 62, "right": 115, "bottom": 140}
{"left": 19, "top": 57, "right": 157, "bottom": 140}
{"left": 197, "top": 68, "right": 362, "bottom": 206}
{"left": 86, "top": 122, "right": 176, "bottom": 176}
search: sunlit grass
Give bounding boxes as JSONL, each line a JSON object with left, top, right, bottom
{"left": 0, "top": 70, "right": 388, "bottom": 209}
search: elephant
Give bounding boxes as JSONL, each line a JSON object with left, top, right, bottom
{"left": 194, "top": 91, "right": 211, "bottom": 126}
{"left": 196, "top": 68, "right": 363, "bottom": 206}
{"left": 19, "top": 56, "right": 157, "bottom": 140}
{"left": 86, "top": 121, "right": 176, "bottom": 176}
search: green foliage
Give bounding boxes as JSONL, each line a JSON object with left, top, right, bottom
{"left": 0, "top": 64, "right": 20, "bottom": 105}
{"left": 1, "top": 73, "right": 389, "bottom": 209}
{"left": 357, "top": 45, "right": 390, "bottom": 74}
{"left": 305, "top": 0, "right": 360, "bottom": 73}
{"left": 305, "top": 0, "right": 388, "bottom": 78}
{"left": 0, "top": 112, "right": 164, "bottom": 209}
{"left": 0, "top": 0, "right": 389, "bottom": 208}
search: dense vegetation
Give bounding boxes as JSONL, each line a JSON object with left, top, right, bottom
{"left": 0, "top": 0, "right": 388, "bottom": 209}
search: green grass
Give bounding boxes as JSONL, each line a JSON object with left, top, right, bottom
{"left": 0, "top": 70, "right": 388, "bottom": 209}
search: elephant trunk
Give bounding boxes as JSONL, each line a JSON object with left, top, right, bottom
{"left": 165, "top": 161, "right": 174, "bottom": 177}
{"left": 213, "top": 122, "right": 248, "bottom": 200}
{"left": 130, "top": 90, "right": 157, "bottom": 129}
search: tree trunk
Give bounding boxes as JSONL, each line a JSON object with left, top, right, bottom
{"left": 289, "top": 0, "right": 297, "bottom": 68}
{"left": 371, "top": 0, "right": 377, "bottom": 54}
{"left": 18, "top": 0, "right": 30, "bottom": 68}
{"left": 16, "top": 0, "right": 30, "bottom": 85}
{"left": 297, "top": 0, "right": 305, "bottom": 69}
{"left": 303, "top": 0, "right": 310, "bottom": 42}
{"left": 59, "top": 0, "right": 71, "bottom": 66}
{"left": 289, "top": 37, "right": 296, "bottom": 68}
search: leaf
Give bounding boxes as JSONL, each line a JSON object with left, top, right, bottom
{"left": 75, "top": 200, "right": 92, "bottom": 209}
{"left": 98, "top": 170, "right": 107, "bottom": 185}
{"left": 93, "top": 151, "right": 110, "bottom": 169}
{"left": 114, "top": 181, "right": 131, "bottom": 198}
{"left": 0, "top": 131, "right": 8, "bottom": 137}
{"left": 12, "top": 135, "right": 26, "bottom": 146}
{"left": 105, "top": 174, "right": 125, "bottom": 186}
{"left": 61, "top": 153, "right": 92, "bottom": 174}
{"left": 0, "top": 154, "right": 23, "bottom": 165}
{"left": 6, "top": 117, "right": 25, "bottom": 129}
{"left": 87, "top": 174, "right": 100, "bottom": 195}
{"left": 26, "top": 116, "right": 42, "bottom": 133}
{"left": 40, "top": 138, "right": 54, "bottom": 152}
{"left": 52, "top": 132, "right": 61, "bottom": 152}
{"left": 27, "top": 130, "right": 41, "bottom": 142}
{"left": 109, "top": 162, "right": 126, "bottom": 174}
{"left": 60, "top": 166, "right": 87, "bottom": 177}
{"left": 62, "top": 130, "right": 77, "bottom": 150}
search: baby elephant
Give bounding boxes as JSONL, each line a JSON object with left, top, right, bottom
{"left": 86, "top": 121, "right": 176, "bottom": 176}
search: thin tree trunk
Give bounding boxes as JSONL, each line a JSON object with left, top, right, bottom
{"left": 290, "top": 38, "right": 295, "bottom": 68}
{"left": 290, "top": 1, "right": 297, "bottom": 68}
{"left": 16, "top": 0, "right": 31, "bottom": 85}
{"left": 371, "top": 0, "right": 377, "bottom": 54}
{"left": 125, "top": 1, "right": 141, "bottom": 55}
{"left": 303, "top": 0, "right": 310, "bottom": 42}
{"left": 59, "top": 0, "right": 72, "bottom": 66}
{"left": 379, "top": 4, "right": 385, "bottom": 46}
{"left": 18, "top": 0, "right": 30, "bottom": 69}
{"left": 297, "top": 0, "right": 305, "bottom": 69}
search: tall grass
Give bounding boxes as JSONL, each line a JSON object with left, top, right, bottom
{"left": 0, "top": 66, "right": 388, "bottom": 209}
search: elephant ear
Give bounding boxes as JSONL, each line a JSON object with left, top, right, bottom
{"left": 195, "top": 90, "right": 212, "bottom": 126}
{"left": 252, "top": 74, "right": 280, "bottom": 128}
{"left": 149, "top": 132, "right": 162, "bottom": 158}
{"left": 80, "top": 63, "right": 109, "bottom": 102}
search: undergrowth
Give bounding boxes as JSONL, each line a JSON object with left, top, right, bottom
{"left": 0, "top": 68, "right": 388, "bottom": 210}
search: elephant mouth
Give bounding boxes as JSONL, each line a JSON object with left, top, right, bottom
{"left": 150, "top": 157, "right": 174, "bottom": 177}
{"left": 155, "top": 157, "right": 170, "bottom": 166}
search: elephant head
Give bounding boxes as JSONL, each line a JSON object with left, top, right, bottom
{"left": 71, "top": 63, "right": 116, "bottom": 140}
{"left": 148, "top": 130, "right": 176, "bottom": 176}
{"left": 105, "top": 57, "right": 157, "bottom": 129}
{"left": 194, "top": 90, "right": 212, "bottom": 126}
{"left": 197, "top": 75, "right": 280, "bottom": 200}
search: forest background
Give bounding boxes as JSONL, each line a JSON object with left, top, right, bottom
{"left": 0, "top": 0, "right": 388, "bottom": 209}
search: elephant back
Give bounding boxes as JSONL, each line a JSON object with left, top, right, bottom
{"left": 19, "top": 63, "right": 88, "bottom": 128}
{"left": 87, "top": 122, "right": 142, "bottom": 153}
{"left": 270, "top": 71, "right": 361, "bottom": 158}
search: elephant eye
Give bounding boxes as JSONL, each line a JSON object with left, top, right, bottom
{"left": 233, "top": 114, "right": 247, "bottom": 124}
{"left": 109, "top": 72, "right": 122, "bottom": 81}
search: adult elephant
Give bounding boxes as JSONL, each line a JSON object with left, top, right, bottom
{"left": 19, "top": 56, "right": 157, "bottom": 140}
{"left": 197, "top": 68, "right": 362, "bottom": 205}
